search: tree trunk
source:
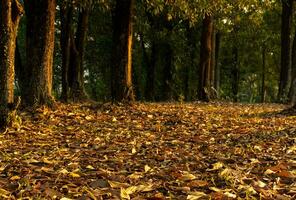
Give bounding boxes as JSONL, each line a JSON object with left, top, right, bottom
{"left": 278, "top": 0, "right": 293, "bottom": 102}
{"left": 198, "top": 14, "right": 213, "bottom": 101}
{"left": 60, "top": 3, "right": 73, "bottom": 102}
{"left": 214, "top": 32, "right": 221, "bottom": 98}
{"left": 232, "top": 47, "right": 239, "bottom": 102}
{"left": 261, "top": 46, "right": 266, "bottom": 103}
{"left": 23, "top": 0, "right": 56, "bottom": 107}
{"left": 69, "top": 7, "right": 89, "bottom": 101}
{"left": 162, "top": 42, "right": 174, "bottom": 101}
{"left": 111, "top": 0, "right": 135, "bottom": 102}
{"left": 140, "top": 35, "right": 156, "bottom": 101}
{"left": 60, "top": 4, "right": 89, "bottom": 102}
{"left": 290, "top": 24, "right": 296, "bottom": 107}
{"left": 0, "top": 0, "right": 23, "bottom": 129}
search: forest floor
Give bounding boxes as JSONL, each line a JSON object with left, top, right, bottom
{"left": 0, "top": 102, "right": 296, "bottom": 199}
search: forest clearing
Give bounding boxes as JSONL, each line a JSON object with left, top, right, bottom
{"left": 1, "top": 0, "right": 296, "bottom": 199}
{"left": 0, "top": 102, "right": 295, "bottom": 199}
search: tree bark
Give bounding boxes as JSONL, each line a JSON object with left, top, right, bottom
{"left": 0, "top": 0, "right": 23, "bottom": 128}
{"left": 23, "top": 0, "right": 56, "bottom": 107}
{"left": 111, "top": 0, "right": 135, "bottom": 102}
{"left": 60, "top": 3, "right": 73, "bottom": 102}
{"left": 60, "top": 4, "right": 89, "bottom": 102}
{"left": 278, "top": 0, "right": 293, "bottom": 102}
{"left": 198, "top": 14, "right": 213, "bottom": 101}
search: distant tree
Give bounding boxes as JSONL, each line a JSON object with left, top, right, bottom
{"left": 0, "top": 0, "right": 23, "bottom": 128}
{"left": 198, "top": 14, "right": 214, "bottom": 101}
{"left": 21, "top": 0, "right": 56, "bottom": 106}
{"left": 111, "top": 0, "right": 135, "bottom": 101}
{"left": 60, "top": 1, "right": 90, "bottom": 102}
{"left": 278, "top": 0, "right": 294, "bottom": 102}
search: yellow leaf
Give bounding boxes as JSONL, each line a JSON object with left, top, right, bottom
{"left": 59, "top": 169, "right": 69, "bottom": 174}
{"left": 207, "top": 162, "right": 223, "bottom": 171}
{"left": 108, "top": 181, "right": 129, "bottom": 189}
{"left": 86, "top": 165, "right": 95, "bottom": 170}
{"left": 179, "top": 171, "right": 196, "bottom": 181}
{"left": 0, "top": 188, "right": 10, "bottom": 198}
{"left": 69, "top": 172, "right": 80, "bottom": 178}
{"left": 10, "top": 175, "right": 21, "bottom": 181}
{"left": 120, "top": 186, "right": 137, "bottom": 200}
{"left": 144, "top": 165, "right": 151, "bottom": 173}
{"left": 187, "top": 191, "right": 207, "bottom": 200}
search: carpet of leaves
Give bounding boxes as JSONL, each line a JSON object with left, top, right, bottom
{"left": 0, "top": 102, "right": 296, "bottom": 200}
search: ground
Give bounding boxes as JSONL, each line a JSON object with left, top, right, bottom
{"left": 0, "top": 102, "right": 295, "bottom": 199}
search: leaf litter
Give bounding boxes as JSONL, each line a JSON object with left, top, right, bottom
{"left": 0, "top": 102, "right": 295, "bottom": 199}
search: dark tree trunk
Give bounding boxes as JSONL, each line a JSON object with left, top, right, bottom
{"left": 198, "top": 14, "right": 213, "bottom": 101}
{"left": 214, "top": 32, "right": 221, "bottom": 98}
{"left": 261, "top": 46, "right": 266, "bottom": 103}
{"left": 162, "top": 42, "right": 174, "bottom": 101}
{"left": 290, "top": 25, "right": 296, "bottom": 106}
{"left": 185, "top": 22, "right": 197, "bottom": 101}
{"left": 278, "top": 0, "right": 294, "bottom": 101}
{"left": 140, "top": 34, "right": 156, "bottom": 101}
{"left": 232, "top": 47, "right": 239, "bottom": 102}
{"left": 23, "top": 0, "right": 56, "bottom": 107}
{"left": 60, "top": 3, "right": 73, "bottom": 102}
{"left": 69, "top": 7, "right": 89, "bottom": 101}
{"left": 0, "top": 0, "right": 23, "bottom": 129}
{"left": 111, "top": 0, "right": 135, "bottom": 102}
{"left": 60, "top": 4, "right": 89, "bottom": 102}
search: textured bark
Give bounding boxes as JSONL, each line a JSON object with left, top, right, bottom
{"left": 111, "top": 0, "right": 135, "bottom": 101}
{"left": 278, "top": 0, "right": 294, "bottom": 101}
{"left": 23, "top": 0, "right": 56, "bottom": 106}
{"left": 198, "top": 14, "right": 213, "bottom": 101}
{"left": 0, "top": 0, "right": 23, "bottom": 128}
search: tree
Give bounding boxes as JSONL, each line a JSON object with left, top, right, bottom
{"left": 111, "top": 0, "right": 135, "bottom": 101}
{"left": 278, "top": 0, "right": 294, "bottom": 101}
{"left": 0, "top": 0, "right": 23, "bottom": 128}
{"left": 60, "top": 2, "right": 90, "bottom": 102}
{"left": 198, "top": 14, "right": 214, "bottom": 101}
{"left": 21, "top": 0, "right": 56, "bottom": 106}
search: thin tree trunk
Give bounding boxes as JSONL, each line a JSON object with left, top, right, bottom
{"left": 210, "top": 25, "right": 216, "bottom": 90}
{"left": 261, "top": 46, "right": 266, "bottom": 103}
{"left": 290, "top": 24, "right": 296, "bottom": 106}
{"left": 214, "top": 32, "right": 221, "bottom": 98}
{"left": 111, "top": 0, "right": 135, "bottom": 102}
{"left": 68, "top": 7, "right": 89, "bottom": 101}
{"left": 23, "top": 0, "right": 56, "bottom": 107}
{"left": 198, "top": 14, "right": 213, "bottom": 101}
{"left": 278, "top": 0, "right": 294, "bottom": 101}
{"left": 60, "top": 3, "right": 73, "bottom": 102}
{"left": 140, "top": 34, "right": 156, "bottom": 101}
{"left": 162, "top": 42, "right": 174, "bottom": 101}
{"left": 232, "top": 47, "right": 239, "bottom": 102}
{"left": 0, "top": 0, "right": 23, "bottom": 128}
